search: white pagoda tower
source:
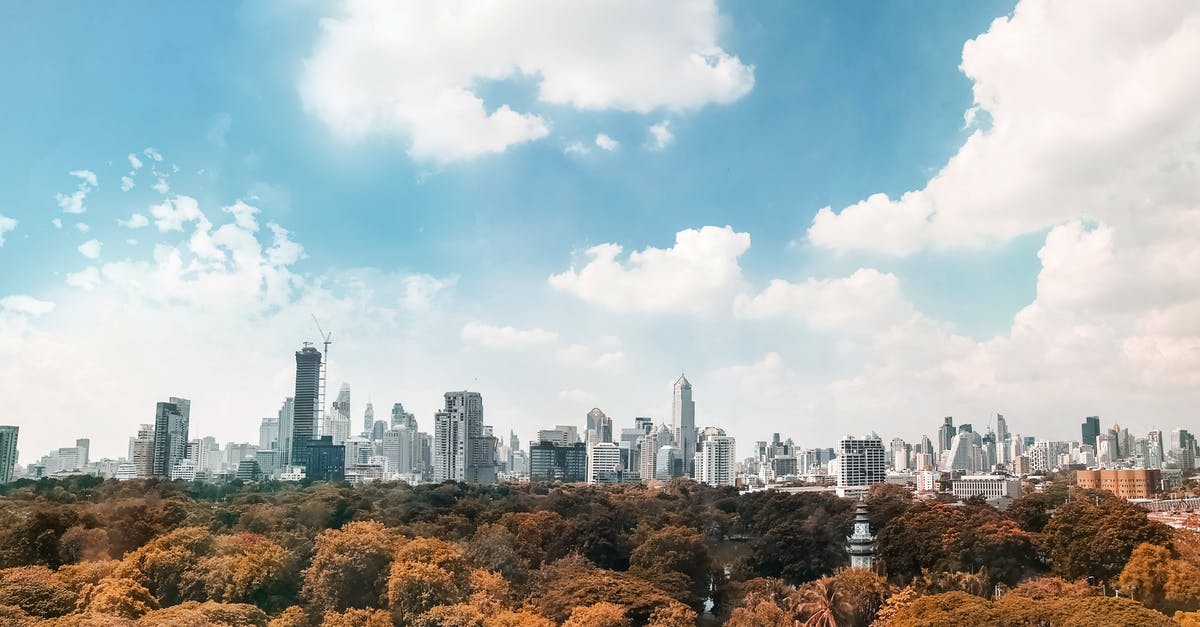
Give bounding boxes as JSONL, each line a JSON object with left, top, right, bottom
{"left": 846, "top": 501, "right": 876, "bottom": 569}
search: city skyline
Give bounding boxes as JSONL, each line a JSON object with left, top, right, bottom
{"left": 4, "top": 1, "right": 1200, "bottom": 462}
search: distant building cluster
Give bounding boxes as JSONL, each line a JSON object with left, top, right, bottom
{"left": 0, "top": 336, "right": 1194, "bottom": 514}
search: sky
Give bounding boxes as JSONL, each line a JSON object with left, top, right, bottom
{"left": 2, "top": 0, "right": 1199, "bottom": 464}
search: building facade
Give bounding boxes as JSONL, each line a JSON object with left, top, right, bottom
{"left": 152, "top": 397, "right": 190, "bottom": 479}
{"left": 587, "top": 442, "right": 622, "bottom": 484}
{"left": 291, "top": 346, "right": 322, "bottom": 466}
{"left": 0, "top": 426, "right": 18, "bottom": 483}
{"left": 529, "top": 441, "right": 587, "bottom": 483}
{"left": 1076, "top": 468, "right": 1162, "bottom": 499}
{"left": 672, "top": 374, "right": 696, "bottom": 478}
{"left": 696, "top": 426, "right": 736, "bottom": 487}
{"left": 837, "top": 434, "right": 885, "bottom": 497}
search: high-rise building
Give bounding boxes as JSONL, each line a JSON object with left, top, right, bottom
{"left": 363, "top": 402, "right": 375, "bottom": 437}
{"left": 1082, "top": 416, "right": 1100, "bottom": 451}
{"left": 75, "top": 438, "right": 90, "bottom": 467}
{"left": 586, "top": 408, "right": 613, "bottom": 444}
{"left": 529, "top": 441, "right": 587, "bottom": 483}
{"left": 587, "top": 442, "right": 622, "bottom": 484}
{"left": 333, "top": 383, "right": 351, "bottom": 423}
{"left": 672, "top": 374, "right": 696, "bottom": 477}
{"left": 696, "top": 427, "right": 735, "bottom": 487}
{"left": 655, "top": 444, "right": 681, "bottom": 480}
{"left": 995, "top": 414, "right": 1010, "bottom": 465}
{"left": 291, "top": 346, "right": 322, "bottom": 466}
{"left": 391, "top": 403, "right": 416, "bottom": 429}
{"left": 131, "top": 424, "right": 155, "bottom": 478}
{"left": 383, "top": 426, "right": 420, "bottom": 477}
{"left": 277, "top": 397, "right": 294, "bottom": 466}
{"left": 1148, "top": 430, "right": 1165, "bottom": 469}
{"left": 0, "top": 426, "right": 18, "bottom": 483}
{"left": 937, "top": 417, "right": 954, "bottom": 457}
{"left": 152, "top": 398, "right": 190, "bottom": 478}
{"left": 306, "top": 435, "right": 345, "bottom": 482}
{"left": 259, "top": 417, "right": 280, "bottom": 451}
{"left": 837, "top": 434, "right": 885, "bottom": 497}
{"left": 433, "top": 391, "right": 493, "bottom": 483}
{"left": 326, "top": 383, "right": 352, "bottom": 444}
{"left": 890, "top": 438, "right": 909, "bottom": 471}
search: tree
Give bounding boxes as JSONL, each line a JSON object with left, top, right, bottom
{"left": 793, "top": 576, "right": 847, "bottom": 627}
{"left": 1041, "top": 491, "right": 1172, "bottom": 582}
{"left": 645, "top": 603, "right": 698, "bottom": 627}
{"left": 182, "top": 532, "right": 294, "bottom": 610}
{"left": 828, "top": 567, "right": 891, "bottom": 626}
{"left": 531, "top": 556, "right": 689, "bottom": 624}
{"left": 1006, "top": 577, "right": 1095, "bottom": 600}
{"left": 58, "top": 525, "right": 111, "bottom": 564}
{"left": 1116, "top": 542, "right": 1173, "bottom": 609}
{"left": 301, "top": 521, "right": 395, "bottom": 611}
{"left": 875, "top": 502, "right": 965, "bottom": 582}
{"left": 114, "top": 526, "right": 214, "bottom": 606}
{"left": 75, "top": 576, "right": 158, "bottom": 618}
{"left": 320, "top": 608, "right": 393, "bottom": 627}
{"left": 136, "top": 600, "right": 269, "bottom": 626}
{"left": 414, "top": 603, "right": 486, "bottom": 627}
{"left": 466, "top": 524, "right": 528, "bottom": 587}
{"left": 562, "top": 602, "right": 631, "bottom": 627}
{"left": 0, "top": 566, "right": 77, "bottom": 618}
{"left": 388, "top": 561, "right": 464, "bottom": 623}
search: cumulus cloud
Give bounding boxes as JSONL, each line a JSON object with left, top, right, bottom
{"left": 51, "top": 218, "right": 62, "bottom": 230}
{"left": 55, "top": 170, "right": 98, "bottom": 214}
{"left": 649, "top": 120, "right": 674, "bottom": 150}
{"left": 120, "top": 176, "right": 135, "bottom": 192}
{"left": 119, "top": 213, "right": 150, "bottom": 229}
{"left": 143, "top": 147, "right": 162, "bottom": 162}
{"left": 66, "top": 267, "right": 100, "bottom": 290}
{"left": 808, "top": 1, "right": 1200, "bottom": 255}
{"left": 0, "top": 295, "right": 55, "bottom": 317}
{"left": 461, "top": 321, "right": 558, "bottom": 349}
{"left": 74, "top": 222, "right": 90, "bottom": 234}
{"left": 564, "top": 141, "right": 590, "bottom": 155}
{"left": 594, "top": 133, "right": 618, "bottom": 151}
{"left": 555, "top": 343, "right": 628, "bottom": 373}
{"left": 735, "top": 268, "right": 914, "bottom": 331}
{"left": 77, "top": 239, "right": 102, "bottom": 260}
{"left": 0, "top": 215, "right": 16, "bottom": 246}
{"left": 300, "top": 0, "right": 753, "bottom": 162}
{"left": 549, "top": 225, "right": 751, "bottom": 314}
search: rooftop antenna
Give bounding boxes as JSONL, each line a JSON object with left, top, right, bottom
{"left": 312, "top": 315, "right": 332, "bottom": 435}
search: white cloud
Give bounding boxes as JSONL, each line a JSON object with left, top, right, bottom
{"left": 143, "top": 147, "right": 163, "bottom": 162}
{"left": 51, "top": 218, "right": 62, "bottom": 230}
{"left": 399, "top": 273, "right": 456, "bottom": 311}
{"left": 549, "top": 225, "right": 750, "bottom": 314}
{"left": 150, "top": 196, "right": 204, "bottom": 232}
{"left": 808, "top": 1, "right": 1200, "bottom": 255}
{"left": 0, "top": 295, "right": 55, "bottom": 317}
{"left": 120, "top": 176, "right": 135, "bottom": 192}
{"left": 55, "top": 170, "right": 98, "bottom": 214}
{"left": 0, "top": 215, "right": 16, "bottom": 246}
{"left": 594, "top": 133, "right": 618, "bottom": 151}
{"left": 128, "top": 153, "right": 143, "bottom": 170}
{"left": 557, "top": 387, "right": 598, "bottom": 404}
{"left": 66, "top": 267, "right": 100, "bottom": 290}
{"left": 564, "top": 141, "right": 590, "bottom": 155}
{"left": 126, "top": 239, "right": 137, "bottom": 246}
{"left": 74, "top": 222, "right": 90, "bottom": 234}
{"left": 714, "top": 352, "right": 799, "bottom": 395}
{"left": 300, "top": 0, "right": 753, "bottom": 162}
{"left": 734, "top": 268, "right": 914, "bottom": 331}
{"left": 77, "top": 239, "right": 102, "bottom": 259}
{"left": 555, "top": 343, "right": 628, "bottom": 373}
{"left": 119, "top": 213, "right": 150, "bottom": 229}
{"left": 461, "top": 321, "right": 558, "bottom": 349}
{"left": 649, "top": 120, "right": 674, "bottom": 150}
{"left": 152, "top": 178, "right": 170, "bottom": 194}
{"left": 222, "top": 200, "right": 260, "bottom": 232}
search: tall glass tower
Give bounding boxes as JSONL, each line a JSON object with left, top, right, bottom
{"left": 292, "top": 346, "right": 322, "bottom": 466}
{"left": 672, "top": 374, "right": 696, "bottom": 477}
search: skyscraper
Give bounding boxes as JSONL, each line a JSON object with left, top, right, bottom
{"left": 434, "top": 391, "right": 489, "bottom": 483}
{"left": 391, "top": 403, "right": 416, "bottom": 429}
{"left": 837, "top": 434, "right": 885, "bottom": 498}
{"left": 937, "top": 417, "right": 955, "bottom": 457}
{"left": 587, "top": 442, "right": 622, "bottom": 484}
{"left": 291, "top": 346, "right": 322, "bottom": 466}
{"left": 363, "top": 402, "right": 375, "bottom": 437}
{"left": 277, "top": 397, "right": 294, "bottom": 468}
{"left": 586, "top": 408, "right": 612, "bottom": 444}
{"left": 696, "top": 426, "right": 736, "bottom": 487}
{"left": 672, "top": 374, "right": 696, "bottom": 477}
{"left": 259, "top": 417, "right": 280, "bottom": 451}
{"left": 0, "top": 426, "right": 18, "bottom": 483}
{"left": 327, "top": 383, "right": 352, "bottom": 444}
{"left": 132, "top": 424, "right": 155, "bottom": 478}
{"left": 152, "top": 398, "right": 190, "bottom": 478}
{"left": 1082, "top": 416, "right": 1100, "bottom": 451}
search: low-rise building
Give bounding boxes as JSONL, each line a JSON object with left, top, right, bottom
{"left": 1076, "top": 468, "right": 1162, "bottom": 499}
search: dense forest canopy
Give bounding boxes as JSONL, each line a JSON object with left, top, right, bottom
{"left": 0, "top": 475, "right": 1196, "bottom": 626}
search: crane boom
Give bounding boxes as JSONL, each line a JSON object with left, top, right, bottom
{"left": 312, "top": 315, "right": 332, "bottom": 437}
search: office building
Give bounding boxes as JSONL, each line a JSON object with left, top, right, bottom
{"left": 696, "top": 427, "right": 735, "bottom": 487}
{"left": 433, "top": 391, "right": 494, "bottom": 483}
{"left": 363, "top": 402, "right": 375, "bottom": 437}
{"left": 306, "top": 435, "right": 345, "bottom": 482}
{"left": 529, "top": 441, "right": 587, "bottom": 483}
{"left": 291, "top": 346, "right": 322, "bottom": 466}
{"left": 837, "top": 434, "right": 885, "bottom": 497}
{"left": 152, "top": 398, "right": 190, "bottom": 479}
{"left": 937, "top": 417, "right": 955, "bottom": 456}
{"left": 259, "top": 417, "right": 280, "bottom": 451}
{"left": 0, "top": 426, "right": 17, "bottom": 483}
{"left": 951, "top": 475, "right": 1023, "bottom": 501}
{"left": 1076, "top": 468, "right": 1162, "bottom": 499}
{"left": 391, "top": 403, "right": 416, "bottom": 429}
{"left": 587, "top": 442, "right": 622, "bottom": 484}
{"left": 586, "top": 408, "right": 613, "bottom": 444}
{"left": 672, "top": 374, "right": 697, "bottom": 477}
{"left": 277, "top": 397, "right": 294, "bottom": 467}
{"left": 1082, "top": 416, "right": 1100, "bottom": 451}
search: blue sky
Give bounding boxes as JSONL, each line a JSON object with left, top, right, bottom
{"left": 2, "top": 0, "right": 1197, "bottom": 463}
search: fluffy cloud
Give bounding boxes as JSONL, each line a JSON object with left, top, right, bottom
{"left": 648, "top": 120, "right": 674, "bottom": 150}
{"left": 549, "top": 225, "right": 751, "bottom": 314}
{"left": 77, "top": 239, "right": 102, "bottom": 259}
{"left": 555, "top": 343, "right": 628, "bottom": 373}
{"left": 594, "top": 133, "right": 618, "bottom": 151}
{"left": 55, "top": 170, "right": 98, "bottom": 214}
{"left": 75, "top": 222, "right": 90, "bottom": 234}
{"left": 735, "top": 268, "right": 914, "bottom": 331}
{"left": 119, "top": 213, "right": 150, "bottom": 229}
{"left": 808, "top": 1, "right": 1200, "bottom": 255}
{"left": 0, "top": 295, "right": 54, "bottom": 317}
{"left": 120, "top": 176, "right": 135, "bottom": 192}
{"left": 300, "top": 0, "right": 753, "bottom": 162}
{"left": 461, "top": 321, "right": 558, "bottom": 349}
{"left": 0, "top": 215, "right": 16, "bottom": 246}
{"left": 66, "top": 267, "right": 100, "bottom": 290}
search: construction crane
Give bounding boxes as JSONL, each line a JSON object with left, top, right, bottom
{"left": 312, "top": 315, "right": 332, "bottom": 435}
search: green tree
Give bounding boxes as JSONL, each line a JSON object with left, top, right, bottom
{"left": 1042, "top": 491, "right": 1172, "bottom": 582}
